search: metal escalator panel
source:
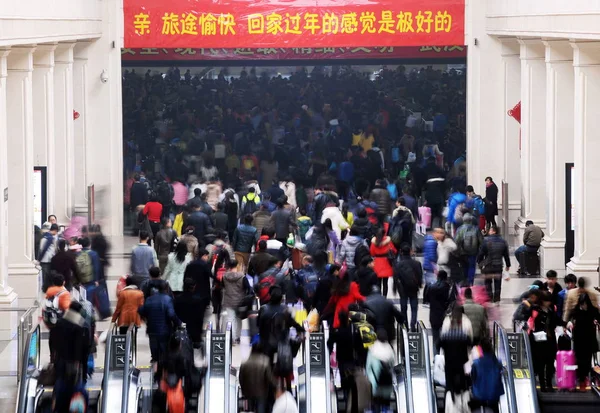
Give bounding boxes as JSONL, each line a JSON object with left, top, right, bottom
{"left": 493, "top": 322, "right": 523, "bottom": 413}
{"left": 410, "top": 322, "right": 435, "bottom": 413}
{"left": 202, "top": 322, "right": 232, "bottom": 413}
{"left": 297, "top": 321, "right": 310, "bottom": 413}
{"left": 509, "top": 329, "right": 539, "bottom": 413}
{"left": 395, "top": 324, "right": 412, "bottom": 413}
{"left": 307, "top": 321, "right": 332, "bottom": 413}
{"left": 16, "top": 323, "right": 41, "bottom": 413}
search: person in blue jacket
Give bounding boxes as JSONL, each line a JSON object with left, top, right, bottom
{"left": 422, "top": 229, "right": 441, "bottom": 287}
{"left": 446, "top": 185, "right": 468, "bottom": 233}
{"left": 338, "top": 157, "right": 354, "bottom": 200}
{"left": 138, "top": 281, "right": 182, "bottom": 373}
{"left": 471, "top": 338, "right": 504, "bottom": 413}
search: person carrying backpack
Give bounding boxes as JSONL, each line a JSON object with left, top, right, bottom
{"left": 295, "top": 255, "right": 319, "bottom": 310}
{"left": 471, "top": 338, "right": 504, "bottom": 413}
{"left": 257, "top": 286, "right": 304, "bottom": 370}
{"left": 76, "top": 238, "right": 100, "bottom": 295}
{"left": 454, "top": 214, "right": 484, "bottom": 286}
{"left": 255, "top": 262, "right": 282, "bottom": 305}
{"left": 366, "top": 329, "right": 396, "bottom": 413}
{"left": 240, "top": 187, "right": 260, "bottom": 217}
{"left": 44, "top": 273, "right": 72, "bottom": 358}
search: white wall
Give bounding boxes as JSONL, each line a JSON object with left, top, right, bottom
{"left": 486, "top": 0, "right": 600, "bottom": 39}
{"left": 0, "top": 0, "right": 103, "bottom": 46}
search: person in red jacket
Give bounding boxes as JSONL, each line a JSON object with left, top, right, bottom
{"left": 323, "top": 264, "right": 365, "bottom": 329}
{"left": 143, "top": 194, "right": 163, "bottom": 241}
{"left": 370, "top": 228, "right": 397, "bottom": 297}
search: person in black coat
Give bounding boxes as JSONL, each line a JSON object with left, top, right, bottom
{"left": 211, "top": 203, "right": 229, "bottom": 235}
{"left": 50, "top": 239, "right": 79, "bottom": 290}
{"left": 355, "top": 256, "right": 379, "bottom": 297}
{"left": 393, "top": 244, "right": 423, "bottom": 332}
{"left": 425, "top": 270, "right": 453, "bottom": 353}
{"left": 185, "top": 204, "right": 214, "bottom": 243}
{"left": 51, "top": 301, "right": 93, "bottom": 412}
{"left": 312, "top": 255, "right": 336, "bottom": 315}
{"left": 183, "top": 248, "right": 213, "bottom": 305}
{"left": 174, "top": 278, "right": 205, "bottom": 348}
{"left": 130, "top": 174, "right": 148, "bottom": 209}
{"left": 363, "top": 286, "right": 404, "bottom": 343}
{"left": 484, "top": 176, "right": 499, "bottom": 229}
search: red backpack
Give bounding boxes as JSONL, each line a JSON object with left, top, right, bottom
{"left": 256, "top": 272, "right": 276, "bottom": 304}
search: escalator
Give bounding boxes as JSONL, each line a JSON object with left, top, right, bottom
{"left": 199, "top": 321, "right": 235, "bottom": 413}
{"left": 15, "top": 319, "right": 145, "bottom": 413}
{"left": 515, "top": 327, "right": 600, "bottom": 413}
{"left": 331, "top": 321, "right": 409, "bottom": 413}
{"left": 412, "top": 321, "right": 438, "bottom": 413}
{"left": 491, "top": 322, "right": 520, "bottom": 413}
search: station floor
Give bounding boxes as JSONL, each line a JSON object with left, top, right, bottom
{"left": 0, "top": 234, "right": 537, "bottom": 409}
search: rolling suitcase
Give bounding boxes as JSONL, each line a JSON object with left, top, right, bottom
{"left": 418, "top": 206, "right": 432, "bottom": 229}
{"left": 524, "top": 251, "right": 540, "bottom": 275}
{"left": 556, "top": 350, "right": 577, "bottom": 390}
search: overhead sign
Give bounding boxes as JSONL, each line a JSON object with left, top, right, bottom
{"left": 124, "top": 0, "right": 465, "bottom": 49}
{"left": 121, "top": 45, "right": 466, "bottom": 61}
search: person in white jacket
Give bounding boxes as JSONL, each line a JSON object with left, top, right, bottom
{"left": 162, "top": 242, "right": 193, "bottom": 293}
{"left": 437, "top": 232, "right": 457, "bottom": 275}
{"left": 320, "top": 206, "right": 350, "bottom": 240}
{"left": 279, "top": 179, "right": 297, "bottom": 209}
{"left": 366, "top": 329, "right": 396, "bottom": 412}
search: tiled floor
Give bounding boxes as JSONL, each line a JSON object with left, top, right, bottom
{"left": 0, "top": 233, "right": 542, "bottom": 409}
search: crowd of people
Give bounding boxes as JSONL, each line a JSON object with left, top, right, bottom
{"left": 33, "top": 64, "right": 600, "bottom": 413}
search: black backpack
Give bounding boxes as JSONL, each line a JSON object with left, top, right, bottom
{"left": 242, "top": 194, "right": 259, "bottom": 216}
{"left": 375, "top": 359, "right": 394, "bottom": 387}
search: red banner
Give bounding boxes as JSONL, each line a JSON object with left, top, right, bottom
{"left": 124, "top": 0, "right": 465, "bottom": 49}
{"left": 121, "top": 45, "right": 466, "bottom": 61}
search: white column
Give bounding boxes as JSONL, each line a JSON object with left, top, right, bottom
{"left": 73, "top": 42, "right": 91, "bottom": 216}
{"left": 567, "top": 42, "right": 600, "bottom": 283}
{"left": 540, "top": 41, "right": 575, "bottom": 277}
{"left": 85, "top": 27, "right": 124, "bottom": 237}
{"left": 465, "top": 27, "right": 504, "bottom": 195}
{"left": 6, "top": 46, "right": 38, "bottom": 309}
{"left": 53, "top": 42, "right": 75, "bottom": 225}
{"left": 517, "top": 39, "right": 547, "bottom": 234}
{"left": 0, "top": 48, "right": 19, "bottom": 336}
{"left": 32, "top": 44, "right": 57, "bottom": 215}
{"left": 500, "top": 39, "right": 522, "bottom": 232}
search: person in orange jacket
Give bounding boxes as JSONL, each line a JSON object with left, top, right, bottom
{"left": 112, "top": 276, "right": 144, "bottom": 334}
{"left": 45, "top": 272, "right": 71, "bottom": 359}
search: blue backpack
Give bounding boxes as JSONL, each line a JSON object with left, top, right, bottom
{"left": 391, "top": 147, "right": 401, "bottom": 163}
{"left": 473, "top": 196, "right": 486, "bottom": 215}
{"left": 387, "top": 183, "right": 398, "bottom": 200}
{"left": 298, "top": 267, "right": 319, "bottom": 300}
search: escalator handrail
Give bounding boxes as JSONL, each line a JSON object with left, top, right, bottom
{"left": 224, "top": 322, "right": 232, "bottom": 413}
{"left": 493, "top": 322, "right": 519, "bottom": 413}
{"left": 15, "top": 323, "right": 39, "bottom": 413}
{"left": 418, "top": 321, "right": 436, "bottom": 413}
{"left": 303, "top": 320, "right": 311, "bottom": 413}
{"left": 121, "top": 324, "right": 135, "bottom": 413}
{"left": 520, "top": 327, "right": 541, "bottom": 413}
{"left": 322, "top": 320, "right": 332, "bottom": 413}
{"left": 100, "top": 323, "right": 115, "bottom": 413}
{"left": 401, "top": 326, "right": 415, "bottom": 413}
{"left": 202, "top": 322, "right": 213, "bottom": 413}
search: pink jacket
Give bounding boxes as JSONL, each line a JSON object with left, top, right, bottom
{"left": 172, "top": 182, "right": 188, "bottom": 206}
